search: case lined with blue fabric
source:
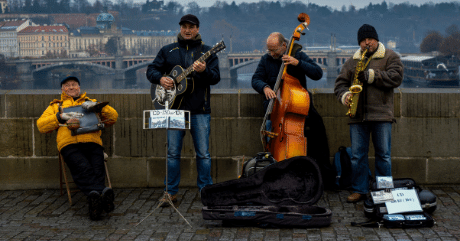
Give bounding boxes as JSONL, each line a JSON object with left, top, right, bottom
{"left": 201, "top": 156, "right": 332, "bottom": 228}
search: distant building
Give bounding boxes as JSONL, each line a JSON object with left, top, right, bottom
{"left": 123, "top": 30, "right": 177, "bottom": 55}
{"left": 387, "top": 40, "right": 396, "bottom": 49}
{"left": 70, "top": 12, "right": 177, "bottom": 57}
{"left": 0, "top": 19, "right": 33, "bottom": 58}
{"left": 69, "top": 12, "right": 120, "bottom": 57}
{"left": 69, "top": 26, "right": 114, "bottom": 57}
{"left": 96, "top": 13, "right": 115, "bottom": 31}
{"left": 18, "top": 25, "right": 69, "bottom": 58}
{"left": 0, "top": 12, "right": 119, "bottom": 29}
{"left": 51, "top": 13, "right": 97, "bottom": 29}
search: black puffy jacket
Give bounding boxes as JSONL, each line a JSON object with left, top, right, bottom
{"left": 147, "top": 34, "right": 220, "bottom": 114}
{"left": 251, "top": 43, "right": 323, "bottom": 95}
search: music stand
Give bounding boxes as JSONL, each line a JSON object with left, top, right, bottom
{"left": 136, "top": 101, "right": 192, "bottom": 227}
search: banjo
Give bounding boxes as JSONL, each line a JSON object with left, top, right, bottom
{"left": 151, "top": 40, "right": 226, "bottom": 110}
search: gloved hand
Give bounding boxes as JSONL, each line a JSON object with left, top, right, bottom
{"left": 60, "top": 112, "right": 84, "bottom": 121}
{"left": 82, "top": 100, "right": 97, "bottom": 110}
{"left": 357, "top": 71, "right": 367, "bottom": 83}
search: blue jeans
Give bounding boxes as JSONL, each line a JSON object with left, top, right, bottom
{"left": 165, "top": 114, "right": 213, "bottom": 195}
{"left": 350, "top": 122, "right": 392, "bottom": 194}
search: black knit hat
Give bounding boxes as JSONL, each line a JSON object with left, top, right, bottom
{"left": 61, "top": 76, "right": 80, "bottom": 86}
{"left": 179, "top": 14, "right": 200, "bottom": 27}
{"left": 357, "top": 24, "right": 379, "bottom": 44}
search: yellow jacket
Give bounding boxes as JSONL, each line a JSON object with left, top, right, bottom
{"left": 37, "top": 92, "right": 118, "bottom": 151}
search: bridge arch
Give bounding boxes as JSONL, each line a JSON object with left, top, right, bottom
{"left": 124, "top": 61, "right": 150, "bottom": 73}
{"left": 229, "top": 59, "right": 260, "bottom": 71}
{"left": 33, "top": 62, "right": 115, "bottom": 74}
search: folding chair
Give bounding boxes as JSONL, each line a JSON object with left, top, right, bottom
{"left": 59, "top": 152, "right": 112, "bottom": 206}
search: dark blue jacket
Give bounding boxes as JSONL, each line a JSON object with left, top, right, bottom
{"left": 251, "top": 44, "right": 323, "bottom": 95}
{"left": 146, "top": 34, "right": 220, "bottom": 114}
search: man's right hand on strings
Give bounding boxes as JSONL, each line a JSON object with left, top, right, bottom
{"left": 160, "top": 77, "right": 174, "bottom": 90}
{"left": 263, "top": 86, "right": 276, "bottom": 100}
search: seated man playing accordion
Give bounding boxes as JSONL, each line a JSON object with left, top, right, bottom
{"left": 37, "top": 76, "right": 118, "bottom": 221}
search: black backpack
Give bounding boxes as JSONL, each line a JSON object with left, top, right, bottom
{"left": 332, "top": 146, "right": 353, "bottom": 189}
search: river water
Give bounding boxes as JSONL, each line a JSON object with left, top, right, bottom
{"left": 6, "top": 65, "right": 458, "bottom": 91}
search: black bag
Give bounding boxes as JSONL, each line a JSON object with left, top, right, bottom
{"left": 240, "top": 152, "right": 276, "bottom": 178}
{"left": 363, "top": 178, "right": 437, "bottom": 219}
{"left": 332, "top": 146, "right": 353, "bottom": 189}
{"left": 201, "top": 156, "right": 332, "bottom": 228}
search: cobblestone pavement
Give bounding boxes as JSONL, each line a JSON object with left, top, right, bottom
{"left": 1, "top": 185, "right": 459, "bottom": 240}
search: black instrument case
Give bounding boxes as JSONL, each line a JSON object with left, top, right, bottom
{"left": 201, "top": 156, "right": 332, "bottom": 228}
{"left": 364, "top": 178, "right": 437, "bottom": 219}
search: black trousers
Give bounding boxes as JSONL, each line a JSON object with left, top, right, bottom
{"left": 60, "top": 143, "right": 106, "bottom": 196}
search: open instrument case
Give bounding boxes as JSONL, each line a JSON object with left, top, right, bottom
{"left": 363, "top": 178, "right": 437, "bottom": 219}
{"left": 201, "top": 156, "right": 332, "bottom": 228}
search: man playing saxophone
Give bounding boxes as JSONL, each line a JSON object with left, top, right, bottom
{"left": 334, "top": 24, "right": 403, "bottom": 203}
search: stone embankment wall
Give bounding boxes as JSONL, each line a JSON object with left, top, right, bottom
{"left": 1, "top": 88, "right": 459, "bottom": 189}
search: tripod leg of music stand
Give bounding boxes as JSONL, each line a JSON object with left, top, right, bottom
{"left": 136, "top": 121, "right": 192, "bottom": 228}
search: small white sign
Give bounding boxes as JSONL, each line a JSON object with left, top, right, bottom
{"left": 371, "top": 190, "right": 394, "bottom": 204}
{"left": 385, "top": 189, "right": 422, "bottom": 214}
{"left": 144, "top": 109, "right": 190, "bottom": 130}
{"left": 377, "top": 176, "right": 394, "bottom": 189}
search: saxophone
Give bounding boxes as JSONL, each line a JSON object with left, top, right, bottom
{"left": 346, "top": 47, "right": 369, "bottom": 117}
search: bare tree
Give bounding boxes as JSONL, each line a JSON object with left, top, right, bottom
{"left": 186, "top": 2, "right": 200, "bottom": 15}
{"left": 420, "top": 31, "right": 443, "bottom": 53}
{"left": 439, "top": 35, "right": 460, "bottom": 57}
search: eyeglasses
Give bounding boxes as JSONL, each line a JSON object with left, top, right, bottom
{"left": 266, "top": 45, "right": 284, "bottom": 54}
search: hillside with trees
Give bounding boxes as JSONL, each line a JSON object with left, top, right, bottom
{"left": 6, "top": 0, "right": 460, "bottom": 53}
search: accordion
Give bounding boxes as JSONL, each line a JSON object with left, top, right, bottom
{"left": 62, "top": 105, "right": 105, "bottom": 136}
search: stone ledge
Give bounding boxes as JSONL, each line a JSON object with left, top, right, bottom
{"left": 2, "top": 156, "right": 458, "bottom": 190}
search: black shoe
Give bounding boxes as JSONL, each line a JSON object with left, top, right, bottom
{"left": 88, "top": 191, "right": 102, "bottom": 221}
{"left": 101, "top": 187, "right": 115, "bottom": 213}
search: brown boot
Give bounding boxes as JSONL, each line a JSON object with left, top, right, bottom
{"left": 159, "top": 193, "right": 177, "bottom": 207}
{"left": 347, "top": 193, "right": 365, "bottom": 203}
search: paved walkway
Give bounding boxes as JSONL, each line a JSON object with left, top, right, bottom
{"left": 1, "top": 185, "right": 459, "bottom": 240}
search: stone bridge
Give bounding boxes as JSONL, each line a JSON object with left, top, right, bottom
{"left": 12, "top": 55, "right": 155, "bottom": 81}
{"left": 11, "top": 51, "right": 352, "bottom": 83}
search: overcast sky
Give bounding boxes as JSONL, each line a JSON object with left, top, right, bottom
{"left": 124, "top": 0, "right": 458, "bottom": 10}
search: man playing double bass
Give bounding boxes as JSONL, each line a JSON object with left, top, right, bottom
{"left": 252, "top": 32, "right": 334, "bottom": 188}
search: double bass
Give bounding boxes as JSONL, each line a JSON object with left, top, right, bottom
{"left": 260, "top": 13, "right": 310, "bottom": 162}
